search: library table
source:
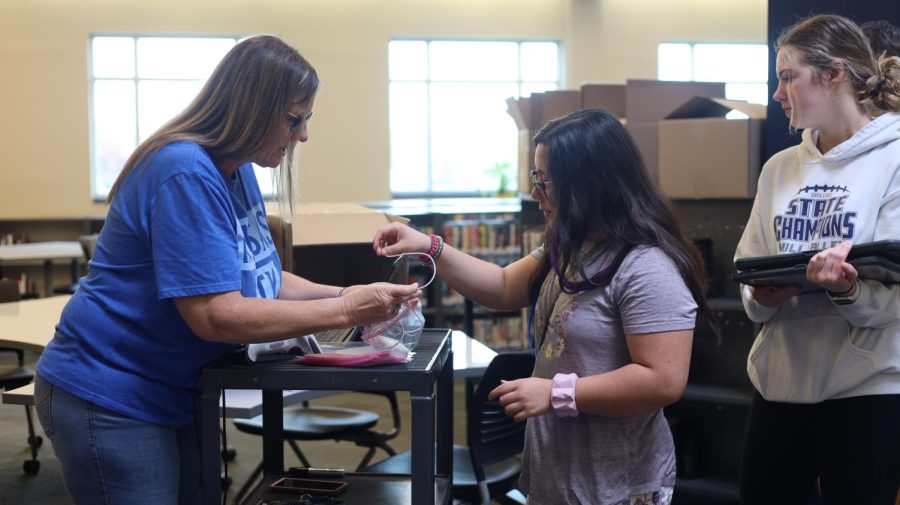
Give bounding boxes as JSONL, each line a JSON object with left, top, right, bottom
{"left": 0, "top": 241, "right": 84, "bottom": 297}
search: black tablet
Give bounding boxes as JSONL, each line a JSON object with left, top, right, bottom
{"left": 732, "top": 240, "right": 900, "bottom": 292}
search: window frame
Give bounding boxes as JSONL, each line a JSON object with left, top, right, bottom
{"left": 88, "top": 33, "right": 248, "bottom": 202}
{"left": 388, "top": 38, "right": 563, "bottom": 198}
{"left": 657, "top": 41, "right": 769, "bottom": 106}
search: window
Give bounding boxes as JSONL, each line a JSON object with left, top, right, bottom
{"left": 658, "top": 42, "right": 769, "bottom": 109}
{"left": 89, "top": 35, "right": 275, "bottom": 200}
{"left": 388, "top": 40, "right": 560, "bottom": 196}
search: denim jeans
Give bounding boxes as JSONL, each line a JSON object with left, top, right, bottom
{"left": 34, "top": 373, "right": 203, "bottom": 505}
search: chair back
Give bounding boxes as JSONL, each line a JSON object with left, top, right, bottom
{"left": 0, "top": 278, "right": 20, "bottom": 303}
{"left": 467, "top": 350, "right": 535, "bottom": 481}
{"left": 266, "top": 215, "right": 294, "bottom": 273}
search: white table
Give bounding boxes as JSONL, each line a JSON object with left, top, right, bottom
{"left": 0, "top": 241, "right": 84, "bottom": 297}
{"left": 0, "top": 296, "right": 499, "bottom": 418}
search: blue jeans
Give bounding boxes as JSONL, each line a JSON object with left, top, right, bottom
{"left": 34, "top": 373, "right": 203, "bottom": 505}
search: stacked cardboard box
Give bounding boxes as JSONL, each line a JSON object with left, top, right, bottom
{"left": 506, "top": 80, "right": 728, "bottom": 192}
{"left": 267, "top": 203, "right": 408, "bottom": 286}
{"left": 624, "top": 80, "right": 726, "bottom": 185}
{"left": 659, "top": 97, "right": 767, "bottom": 198}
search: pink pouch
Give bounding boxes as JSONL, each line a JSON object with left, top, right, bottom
{"left": 294, "top": 349, "right": 410, "bottom": 367}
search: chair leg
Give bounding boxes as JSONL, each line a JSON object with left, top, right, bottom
{"left": 354, "top": 441, "right": 397, "bottom": 470}
{"left": 22, "top": 404, "right": 41, "bottom": 475}
{"left": 231, "top": 461, "right": 263, "bottom": 505}
{"left": 355, "top": 447, "right": 378, "bottom": 471}
{"left": 287, "top": 439, "right": 312, "bottom": 468}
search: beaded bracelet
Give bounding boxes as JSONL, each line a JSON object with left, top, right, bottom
{"left": 427, "top": 234, "right": 441, "bottom": 257}
{"left": 433, "top": 234, "right": 445, "bottom": 260}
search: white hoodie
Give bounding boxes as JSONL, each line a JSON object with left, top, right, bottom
{"left": 735, "top": 112, "right": 900, "bottom": 403}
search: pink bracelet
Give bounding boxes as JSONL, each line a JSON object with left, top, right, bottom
{"left": 427, "top": 234, "right": 440, "bottom": 257}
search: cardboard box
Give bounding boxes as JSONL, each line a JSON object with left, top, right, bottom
{"left": 506, "top": 90, "right": 581, "bottom": 132}
{"left": 659, "top": 97, "right": 767, "bottom": 198}
{"left": 268, "top": 203, "right": 409, "bottom": 286}
{"left": 626, "top": 122, "right": 661, "bottom": 185}
{"left": 624, "top": 80, "right": 726, "bottom": 186}
{"left": 580, "top": 83, "right": 626, "bottom": 118}
{"left": 288, "top": 203, "right": 405, "bottom": 246}
{"left": 507, "top": 90, "right": 582, "bottom": 193}
{"left": 625, "top": 79, "right": 726, "bottom": 123}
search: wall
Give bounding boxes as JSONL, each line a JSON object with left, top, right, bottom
{"left": 0, "top": 0, "right": 765, "bottom": 219}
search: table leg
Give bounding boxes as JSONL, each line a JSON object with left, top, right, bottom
{"left": 411, "top": 393, "right": 435, "bottom": 505}
{"left": 262, "top": 389, "right": 284, "bottom": 476}
{"left": 436, "top": 350, "right": 453, "bottom": 479}
{"left": 200, "top": 389, "right": 221, "bottom": 505}
{"left": 70, "top": 258, "right": 79, "bottom": 284}
{"left": 42, "top": 260, "right": 52, "bottom": 297}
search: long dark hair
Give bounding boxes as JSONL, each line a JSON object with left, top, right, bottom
{"left": 529, "top": 108, "right": 717, "bottom": 335}
{"left": 107, "top": 35, "right": 320, "bottom": 216}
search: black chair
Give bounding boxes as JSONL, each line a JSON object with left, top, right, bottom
{"left": 360, "top": 350, "right": 535, "bottom": 505}
{"left": 231, "top": 391, "right": 402, "bottom": 504}
{"left": 0, "top": 278, "right": 42, "bottom": 474}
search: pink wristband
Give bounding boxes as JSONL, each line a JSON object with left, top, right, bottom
{"left": 551, "top": 372, "right": 579, "bottom": 417}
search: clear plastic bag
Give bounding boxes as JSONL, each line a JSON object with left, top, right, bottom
{"left": 294, "top": 300, "right": 424, "bottom": 367}
{"left": 359, "top": 298, "right": 424, "bottom": 358}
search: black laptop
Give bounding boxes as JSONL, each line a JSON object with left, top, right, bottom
{"left": 732, "top": 240, "right": 900, "bottom": 293}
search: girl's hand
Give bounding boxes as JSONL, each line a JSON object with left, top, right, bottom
{"left": 749, "top": 284, "right": 802, "bottom": 307}
{"left": 806, "top": 240, "right": 858, "bottom": 294}
{"left": 488, "top": 377, "right": 553, "bottom": 422}
{"left": 340, "top": 282, "right": 420, "bottom": 326}
{"left": 373, "top": 223, "right": 432, "bottom": 257}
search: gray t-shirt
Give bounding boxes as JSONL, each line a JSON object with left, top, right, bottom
{"left": 521, "top": 244, "right": 697, "bottom": 504}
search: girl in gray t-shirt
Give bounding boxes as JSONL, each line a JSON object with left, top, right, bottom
{"left": 374, "top": 108, "right": 715, "bottom": 504}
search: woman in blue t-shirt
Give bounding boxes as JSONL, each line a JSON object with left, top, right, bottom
{"left": 34, "top": 35, "right": 419, "bottom": 505}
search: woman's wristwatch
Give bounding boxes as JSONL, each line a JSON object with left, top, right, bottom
{"left": 828, "top": 279, "right": 860, "bottom": 305}
{"left": 551, "top": 373, "right": 579, "bottom": 417}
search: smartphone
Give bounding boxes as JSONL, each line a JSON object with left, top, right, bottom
{"left": 270, "top": 477, "right": 348, "bottom": 496}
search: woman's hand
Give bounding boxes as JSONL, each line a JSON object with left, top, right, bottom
{"left": 749, "top": 284, "right": 802, "bottom": 307}
{"left": 373, "top": 222, "right": 432, "bottom": 257}
{"left": 339, "top": 281, "right": 421, "bottom": 326}
{"left": 807, "top": 240, "right": 858, "bottom": 294}
{"left": 488, "top": 377, "right": 553, "bottom": 422}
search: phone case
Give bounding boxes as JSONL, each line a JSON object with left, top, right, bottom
{"left": 270, "top": 477, "right": 348, "bottom": 496}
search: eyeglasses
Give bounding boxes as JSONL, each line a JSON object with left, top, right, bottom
{"left": 530, "top": 170, "right": 552, "bottom": 193}
{"left": 286, "top": 111, "right": 313, "bottom": 131}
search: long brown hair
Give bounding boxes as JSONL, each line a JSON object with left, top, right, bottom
{"left": 107, "top": 35, "right": 319, "bottom": 215}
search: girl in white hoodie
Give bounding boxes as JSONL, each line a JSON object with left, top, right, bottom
{"left": 735, "top": 14, "right": 900, "bottom": 505}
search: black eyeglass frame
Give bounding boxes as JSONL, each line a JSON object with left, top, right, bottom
{"left": 286, "top": 111, "right": 313, "bottom": 131}
{"left": 530, "top": 170, "right": 552, "bottom": 193}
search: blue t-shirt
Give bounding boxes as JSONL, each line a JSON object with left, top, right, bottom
{"left": 37, "top": 141, "right": 282, "bottom": 426}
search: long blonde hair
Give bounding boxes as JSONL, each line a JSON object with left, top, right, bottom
{"left": 107, "top": 35, "right": 319, "bottom": 216}
{"left": 777, "top": 14, "right": 900, "bottom": 114}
